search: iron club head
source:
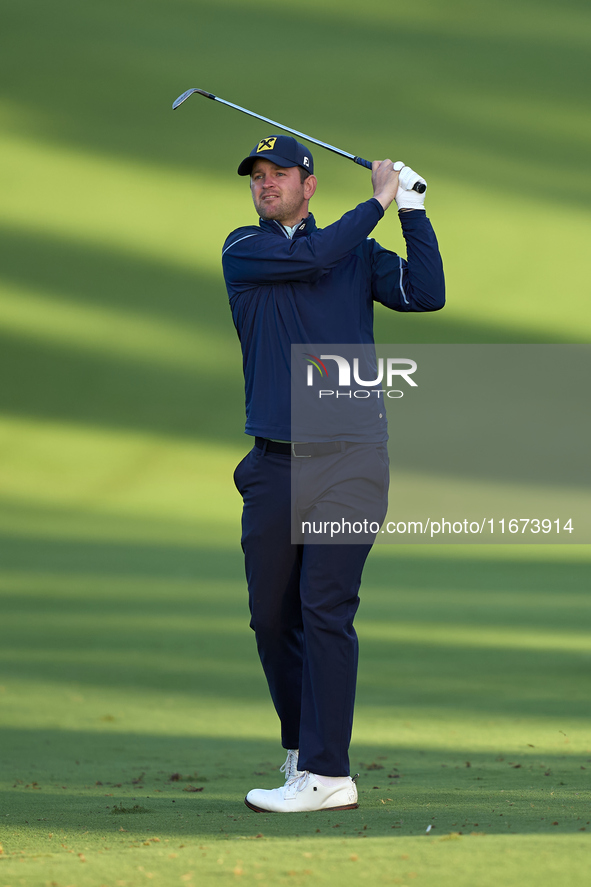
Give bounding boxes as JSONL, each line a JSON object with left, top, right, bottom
{"left": 172, "top": 88, "right": 214, "bottom": 110}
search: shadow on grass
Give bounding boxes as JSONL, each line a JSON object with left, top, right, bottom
{"left": 0, "top": 224, "right": 585, "bottom": 459}
{"left": 0, "top": 529, "right": 245, "bottom": 578}
{"left": 1, "top": 534, "right": 589, "bottom": 839}
{"left": 2, "top": 728, "right": 589, "bottom": 839}
{"left": 1, "top": 533, "right": 589, "bottom": 717}
{"left": 3, "top": 1, "right": 590, "bottom": 208}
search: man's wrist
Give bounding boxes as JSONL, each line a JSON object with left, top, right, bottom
{"left": 374, "top": 192, "right": 395, "bottom": 212}
{"left": 368, "top": 196, "right": 385, "bottom": 218}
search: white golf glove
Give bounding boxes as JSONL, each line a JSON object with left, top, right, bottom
{"left": 393, "top": 160, "right": 427, "bottom": 211}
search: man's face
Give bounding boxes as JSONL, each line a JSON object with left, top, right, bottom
{"left": 250, "top": 159, "right": 313, "bottom": 226}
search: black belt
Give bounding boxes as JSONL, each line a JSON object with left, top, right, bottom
{"left": 255, "top": 437, "right": 344, "bottom": 458}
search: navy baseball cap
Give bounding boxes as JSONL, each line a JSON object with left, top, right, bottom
{"left": 237, "top": 135, "right": 314, "bottom": 176}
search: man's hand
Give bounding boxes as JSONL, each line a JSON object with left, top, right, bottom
{"left": 372, "top": 159, "right": 400, "bottom": 211}
{"left": 372, "top": 160, "right": 428, "bottom": 212}
{"left": 394, "top": 161, "right": 427, "bottom": 211}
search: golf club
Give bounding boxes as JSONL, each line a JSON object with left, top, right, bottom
{"left": 172, "top": 88, "right": 427, "bottom": 194}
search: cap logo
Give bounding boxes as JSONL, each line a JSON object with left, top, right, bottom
{"left": 257, "top": 137, "right": 277, "bottom": 152}
{"left": 303, "top": 156, "right": 309, "bottom": 167}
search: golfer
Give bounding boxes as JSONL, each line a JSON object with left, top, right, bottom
{"left": 222, "top": 135, "right": 445, "bottom": 812}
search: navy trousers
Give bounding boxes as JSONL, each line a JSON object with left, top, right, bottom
{"left": 234, "top": 440, "right": 388, "bottom": 776}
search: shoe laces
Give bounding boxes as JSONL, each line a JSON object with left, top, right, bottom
{"left": 284, "top": 770, "right": 310, "bottom": 798}
{"left": 280, "top": 749, "right": 301, "bottom": 783}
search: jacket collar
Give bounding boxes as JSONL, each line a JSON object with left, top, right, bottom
{"left": 259, "top": 214, "right": 317, "bottom": 239}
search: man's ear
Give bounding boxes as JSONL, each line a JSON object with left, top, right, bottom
{"left": 304, "top": 175, "right": 317, "bottom": 200}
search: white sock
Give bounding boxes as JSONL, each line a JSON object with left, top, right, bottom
{"left": 312, "top": 773, "right": 350, "bottom": 787}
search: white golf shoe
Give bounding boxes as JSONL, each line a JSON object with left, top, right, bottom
{"left": 279, "top": 749, "right": 303, "bottom": 784}
{"left": 245, "top": 771, "right": 358, "bottom": 813}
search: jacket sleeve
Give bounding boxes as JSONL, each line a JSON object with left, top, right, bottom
{"left": 222, "top": 199, "right": 384, "bottom": 286}
{"left": 369, "top": 210, "right": 445, "bottom": 312}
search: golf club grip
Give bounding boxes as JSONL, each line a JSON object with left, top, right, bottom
{"left": 354, "top": 156, "right": 426, "bottom": 193}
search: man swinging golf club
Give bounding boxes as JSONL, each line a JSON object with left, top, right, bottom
{"left": 222, "top": 133, "right": 445, "bottom": 813}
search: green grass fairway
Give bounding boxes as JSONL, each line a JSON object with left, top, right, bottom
{"left": 1, "top": 0, "right": 590, "bottom": 884}
{"left": 1, "top": 545, "right": 590, "bottom": 886}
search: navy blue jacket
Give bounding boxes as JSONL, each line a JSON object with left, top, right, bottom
{"left": 222, "top": 198, "right": 445, "bottom": 440}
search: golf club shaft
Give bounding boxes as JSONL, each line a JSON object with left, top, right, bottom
{"left": 172, "top": 88, "right": 426, "bottom": 194}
